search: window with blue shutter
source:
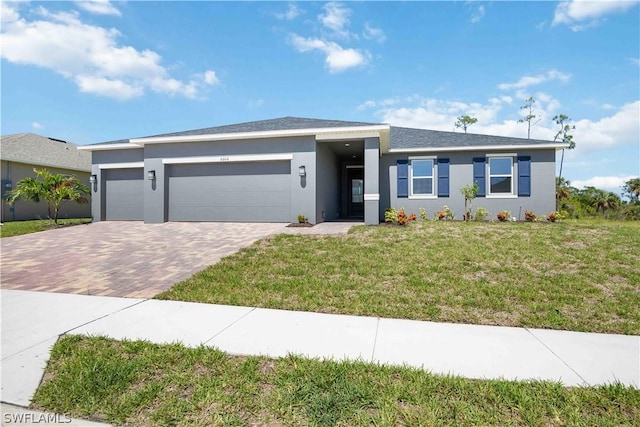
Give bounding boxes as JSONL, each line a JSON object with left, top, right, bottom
{"left": 437, "top": 158, "right": 449, "bottom": 197}
{"left": 473, "top": 157, "right": 486, "bottom": 197}
{"left": 397, "top": 160, "right": 408, "bottom": 198}
{"left": 518, "top": 156, "right": 531, "bottom": 197}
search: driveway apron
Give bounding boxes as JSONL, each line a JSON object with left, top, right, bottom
{"left": 0, "top": 221, "right": 287, "bottom": 298}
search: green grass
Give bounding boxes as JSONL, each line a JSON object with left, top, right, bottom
{"left": 0, "top": 218, "right": 92, "bottom": 237}
{"left": 33, "top": 335, "right": 640, "bottom": 426}
{"left": 157, "top": 221, "right": 640, "bottom": 335}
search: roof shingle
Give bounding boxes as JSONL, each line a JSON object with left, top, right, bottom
{"left": 1, "top": 133, "right": 91, "bottom": 172}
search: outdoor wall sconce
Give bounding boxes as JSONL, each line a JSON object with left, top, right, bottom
{"left": 147, "top": 170, "right": 156, "bottom": 181}
{"left": 89, "top": 174, "right": 97, "bottom": 184}
{"left": 298, "top": 165, "right": 306, "bottom": 177}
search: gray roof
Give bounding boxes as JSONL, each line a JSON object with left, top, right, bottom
{"left": 0, "top": 133, "right": 91, "bottom": 172}
{"left": 89, "top": 116, "right": 555, "bottom": 150}
{"left": 94, "top": 116, "right": 379, "bottom": 145}
{"left": 389, "top": 126, "right": 554, "bottom": 150}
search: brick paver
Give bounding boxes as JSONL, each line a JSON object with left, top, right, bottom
{"left": 1, "top": 222, "right": 287, "bottom": 298}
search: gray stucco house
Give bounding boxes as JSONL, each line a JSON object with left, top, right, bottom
{"left": 80, "top": 117, "right": 567, "bottom": 224}
{"left": 1, "top": 133, "right": 91, "bottom": 222}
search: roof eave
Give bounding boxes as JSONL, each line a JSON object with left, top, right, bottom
{"left": 129, "top": 125, "right": 391, "bottom": 145}
{"left": 77, "top": 143, "right": 143, "bottom": 151}
{"left": 388, "top": 143, "right": 569, "bottom": 153}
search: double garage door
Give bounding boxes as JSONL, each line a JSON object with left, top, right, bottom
{"left": 168, "top": 162, "right": 291, "bottom": 222}
{"left": 103, "top": 162, "right": 291, "bottom": 222}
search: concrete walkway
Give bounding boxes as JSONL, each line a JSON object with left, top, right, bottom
{"left": 2, "top": 289, "right": 638, "bottom": 412}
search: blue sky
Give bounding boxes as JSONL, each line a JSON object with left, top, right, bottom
{"left": 2, "top": 1, "right": 639, "bottom": 194}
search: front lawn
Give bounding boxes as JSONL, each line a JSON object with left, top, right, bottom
{"left": 33, "top": 335, "right": 640, "bottom": 426}
{"left": 157, "top": 221, "right": 640, "bottom": 335}
{"left": 0, "top": 218, "right": 92, "bottom": 238}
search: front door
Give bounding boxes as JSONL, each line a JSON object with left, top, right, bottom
{"left": 347, "top": 168, "right": 364, "bottom": 219}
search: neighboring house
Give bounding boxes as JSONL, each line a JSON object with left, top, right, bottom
{"left": 1, "top": 133, "right": 92, "bottom": 222}
{"left": 79, "top": 117, "right": 567, "bottom": 225}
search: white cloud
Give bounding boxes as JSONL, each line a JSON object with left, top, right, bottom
{"left": 363, "top": 23, "right": 385, "bottom": 43}
{"left": 275, "top": 2, "right": 301, "bottom": 20}
{"left": 470, "top": 5, "right": 485, "bottom": 23}
{"left": 319, "top": 2, "right": 352, "bottom": 37}
{"left": 31, "top": 121, "right": 44, "bottom": 130}
{"left": 498, "top": 70, "right": 571, "bottom": 91}
{"left": 1, "top": 2, "right": 20, "bottom": 23}
{"left": 289, "top": 34, "right": 369, "bottom": 73}
{"left": 553, "top": 0, "right": 638, "bottom": 31}
{"left": 628, "top": 57, "right": 640, "bottom": 66}
{"left": 570, "top": 101, "right": 640, "bottom": 151}
{"left": 75, "top": 1, "right": 121, "bottom": 16}
{"left": 75, "top": 75, "right": 142, "bottom": 99}
{"left": 0, "top": 4, "right": 219, "bottom": 100}
{"left": 363, "top": 96, "right": 639, "bottom": 151}
{"left": 571, "top": 175, "right": 636, "bottom": 192}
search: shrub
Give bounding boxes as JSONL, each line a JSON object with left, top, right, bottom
{"left": 474, "top": 207, "right": 489, "bottom": 221}
{"left": 436, "top": 206, "right": 454, "bottom": 220}
{"left": 524, "top": 210, "right": 537, "bottom": 222}
{"left": 547, "top": 212, "right": 558, "bottom": 222}
{"left": 394, "top": 209, "right": 417, "bottom": 226}
{"left": 623, "top": 205, "right": 640, "bottom": 220}
{"left": 419, "top": 207, "right": 428, "bottom": 221}
{"left": 443, "top": 205, "right": 454, "bottom": 220}
{"left": 496, "top": 210, "right": 511, "bottom": 222}
{"left": 297, "top": 214, "right": 308, "bottom": 223}
{"left": 384, "top": 208, "right": 398, "bottom": 223}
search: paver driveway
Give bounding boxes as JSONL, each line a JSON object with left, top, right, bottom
{"left": 1, "top": 221, "right": 287, "bottom": 298}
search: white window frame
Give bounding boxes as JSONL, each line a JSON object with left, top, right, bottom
{"left": 486, "top": 154, "right": 516, "bottom": 198}
{"left": 409, "top": 156, "right": 437, "bottom": 199}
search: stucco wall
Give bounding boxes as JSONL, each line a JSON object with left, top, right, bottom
{"left": 315, "top": 141, "right": 339, "bottom": 222}
{"left": 380, "top": 149, "right": 557, "bottom": 221}
{"left": 90, "top": 149, "right": 144, "bottom": 222}
{"left": 91, "top": 136, "right": 318, "bottom": 224}
{"left": 1, "top": 161, "right": 91, "bottom": 222}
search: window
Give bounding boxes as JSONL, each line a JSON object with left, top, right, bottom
{"left": 488, "top": 157, "right": 513, "bottom": 195}
{"left": 410, "top": 158, "right": 435, "bottom": 197}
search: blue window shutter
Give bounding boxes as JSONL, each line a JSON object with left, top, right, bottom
{"left": 437, "top": 158, "right": 449, "bottom": 197}
{"left": 397, "top": 160, "right": 408, "bottom": 198}
{"left": 473, "top": 157, "right": 486, "bottom": 197}
{"left": 518, "top": 156, "right": 531, "bottom": 197}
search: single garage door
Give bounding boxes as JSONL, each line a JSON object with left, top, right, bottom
{"left": 104, "top": 168, "right": 144, "bottom": 220}
{"left": 168, "top": 162, "right": 291, "bottom": 222}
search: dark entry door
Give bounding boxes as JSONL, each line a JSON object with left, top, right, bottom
{"left": 347, "top": 168, "right": 364, "bottom": 219}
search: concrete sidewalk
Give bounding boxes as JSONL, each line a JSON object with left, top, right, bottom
{"left": 2, "top": 289, "right": 639, "bottom": 409}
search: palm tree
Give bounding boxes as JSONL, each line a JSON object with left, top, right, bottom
{"left": 556, "top": 177, "right": 572, "bottom": 205}
{"left": 590, "top": 189, "right": 621, "bottom": 216}
{"left": 622, "top": 178, "right": 640, "bottom": 203}
{"left": 7, "top": 168, "right": 90, "bottom": 224}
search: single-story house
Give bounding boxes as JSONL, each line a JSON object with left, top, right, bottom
{"left": 79, "top": 117, "right": 568, "bottom": 224}
{"left": 1, "top": 133, "right": 92, "bottom": 222}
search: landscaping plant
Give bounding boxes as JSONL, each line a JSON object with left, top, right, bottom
{"left": 7, "top": 168, "right": 90, "bottom": 225}
{"left": 460, "top": 182, "right": 479, "bottom": 221}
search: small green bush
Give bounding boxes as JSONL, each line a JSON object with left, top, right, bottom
{"left": 474, "top": 207, "right": 489, "bottom": 221}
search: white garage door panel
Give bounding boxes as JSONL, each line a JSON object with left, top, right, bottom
{"left": 168, "top": 162, "right": 291, "bottom": 222}
{"left": 104, "top": 168, "right": 144, "bottom": 221}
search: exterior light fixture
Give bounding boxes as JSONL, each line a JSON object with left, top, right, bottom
{"left": 147, "top": 170, "right": 156, "bottom": 181}
{"left": 89, "top": 174, "right": 97, "bottom": 184}
{"left": 298, "top": 166, "right": 306, "bottom": 177}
